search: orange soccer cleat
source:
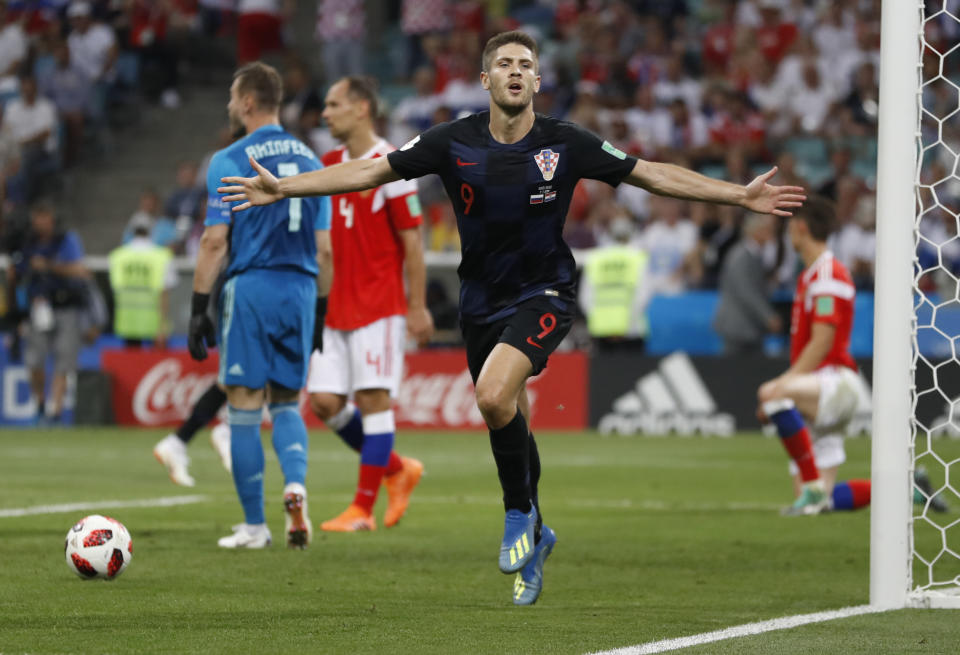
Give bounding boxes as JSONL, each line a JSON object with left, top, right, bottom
{"left": 320, "top": 504, "right": 377, "bottom": 532}
{"left": 383, "top": 456, "right": 424, "bottom": 528}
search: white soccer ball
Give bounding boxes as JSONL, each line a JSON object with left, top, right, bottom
{"left": 64, "top": 515, "right": 133, "bottom": 580}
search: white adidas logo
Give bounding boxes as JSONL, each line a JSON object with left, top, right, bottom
{"left": 228, "top": 363, "right": 244, "bottom": 376}
{"left": 598, "top": 352, "right": 735, "bottom": 436}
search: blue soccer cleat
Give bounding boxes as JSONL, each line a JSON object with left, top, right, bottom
{"left": 513, "top": 525, "right": 557, "bottom": 606}
{"left": 498, "top": 505, "right": 538, "bottom": 573}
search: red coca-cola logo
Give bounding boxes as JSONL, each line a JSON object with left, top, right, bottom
{"left": 394, "top": 360, "right": 537, "bottom": 428}
{"left": 132, "top": 359, "right": 218, "bottom": 425}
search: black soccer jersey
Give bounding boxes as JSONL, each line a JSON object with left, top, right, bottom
{"left": 387, "top": 112, "right": 638, "bottom": 322}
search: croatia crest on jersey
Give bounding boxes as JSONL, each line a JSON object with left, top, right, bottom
{"left": 534, "top": 149, "right": 559, "bottom": 181}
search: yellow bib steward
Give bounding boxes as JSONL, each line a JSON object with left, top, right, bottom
{"left": 583, "top": 245, "right": 648, "bottom": 337}
{"left": 108, "top": 243, "right": 173, "bottom": 339}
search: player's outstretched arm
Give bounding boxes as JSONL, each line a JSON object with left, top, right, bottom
{"left": 219, "top": 156, "right": 401, "bottom": 212}
{"left": 625, "top": 161, "right": 806, "bottom": 217}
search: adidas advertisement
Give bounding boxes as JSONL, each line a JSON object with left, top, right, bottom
{"left": 589, "top": 352, "right": 874, "bottom": 437}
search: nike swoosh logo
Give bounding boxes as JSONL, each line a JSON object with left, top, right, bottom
{"left": 526, "top": 337, "right": 543, "bottom": 350}
{"left": 457, "top": 158, "right": 478, "bottom": 166}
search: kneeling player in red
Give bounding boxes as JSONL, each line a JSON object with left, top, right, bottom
{"left": 757, "top": 196, "right": 947, "bottom": 515}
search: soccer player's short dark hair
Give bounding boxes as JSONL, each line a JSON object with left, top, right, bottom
{"left": 342, "top": 75, "right": 381, "bottom": 119}
{"left": 793, "top": 194, "right": 835, "bottom": 242}
{"left": 482, "top": 30, "right": 539, "bottom": 73}
{"left": 233, "top": 62, "right": 283, "bottom": 113}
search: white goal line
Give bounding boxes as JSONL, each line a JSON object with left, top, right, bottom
{"left": 0, "top": 495, "right": 208, "bottom": 518}
{"left": 586, "top": 604, "right": 886, "bottom": 655}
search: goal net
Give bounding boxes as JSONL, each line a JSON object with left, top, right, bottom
{"left": 910, "top": 0, "right": 960, "bottom": 607}
{"left": 875, "top": 0, "right": 960, "bottom": 609}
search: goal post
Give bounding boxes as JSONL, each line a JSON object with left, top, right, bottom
{"left": 874, "top": 0, "right": 960, "bottom": 609}
{"left": 871, "top": 0, "right": 921, "bottom": 610}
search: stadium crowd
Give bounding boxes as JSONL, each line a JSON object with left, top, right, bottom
{"left": 0, "top": 0, "right": 941, "bottom": 354}
{"left": 272, "top": 0, "right": 888, "bottom": 309}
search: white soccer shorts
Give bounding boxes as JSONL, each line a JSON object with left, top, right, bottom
{"left": 306, "top": 315, "right": 406, "bottom": 398}
{"left": 813, "top": 365, "right": 863, "bottom": 432}
{"left": 787, "top": 365, "right": 863, "bottom": 475}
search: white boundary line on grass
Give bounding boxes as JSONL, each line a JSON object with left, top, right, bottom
{"left": 586, "top": 604, "right": 886, "bottom": 655}
{"left": 0, "top": 495, "right": 208, "bottom": 518}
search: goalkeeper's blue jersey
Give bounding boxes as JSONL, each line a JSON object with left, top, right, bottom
{"left": 205, "top": 124, "right": 331, "bottom": 279}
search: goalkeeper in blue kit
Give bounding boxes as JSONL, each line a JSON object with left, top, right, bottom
{"left": 189, "top": 61, "right": 332, "bottom": 550}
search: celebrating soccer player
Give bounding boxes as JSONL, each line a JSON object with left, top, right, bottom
{"left": 307, "top": 76, "right": 433, "bottom": 532}
{"left": 218, "top": 31, "right": 805, "bottom": 603}
{"left": 191, "top": 62, "right": 333, "bottom": 550}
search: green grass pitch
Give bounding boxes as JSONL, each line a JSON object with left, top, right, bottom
{"left": 1, "top": 428, "right": 958, "bottom": 654}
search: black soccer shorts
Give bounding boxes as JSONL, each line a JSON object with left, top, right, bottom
{"left": 462, "top": 293, "right": 574, "bottom": 383}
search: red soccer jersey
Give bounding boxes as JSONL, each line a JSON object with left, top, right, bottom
{"left": 322, "top": 139, "right": 423, "bottom": 330}
{"left": 790, "top": 250, "right": 857, "bottom": 371}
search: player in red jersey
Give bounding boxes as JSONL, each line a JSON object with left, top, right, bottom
{"left": 306, "top": 76, "right": 435, "bottom": 531}
{"left": 757, "top": 196, "right": 947, "bottom": 516}
{"left": 756, "top": 195, "right": 868, "bottom": 515}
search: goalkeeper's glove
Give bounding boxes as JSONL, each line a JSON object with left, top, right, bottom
{"left": 187, "top": 292, "right": 216, "bottom": 361}
{"left": 313, "top": 296, "right": 327, "bottom": 353}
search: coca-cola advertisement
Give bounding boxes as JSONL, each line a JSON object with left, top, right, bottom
{"left": 102, "top": 348, "right": 588, "bottom": 430}
{"left": 392, "top": 350, "right": 587, "bottom": 430}
{"left": 102, "top": 350, "right": 219, "bottom": 426}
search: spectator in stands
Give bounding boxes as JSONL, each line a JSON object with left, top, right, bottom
{"left": 0, "top": 101, "right": 21, "bottom": 209}
{"left": 14, "top": 199, "right": 89, "bottom": 423}
{"left": 236, "top": 0, "right": 292, "bottom": 64}
{"left": 817, "top": 146, "right": 853, "bottom": 201}
{"left": 66, "top": 0, "right": 118, "bottom": 122}
{"left": 843, "top": 60, "right": 880, "bottom": 129}
{"left": 0, "top": 1, "right": 27, "bottom": 84}
{"left": 4, "top": 73, "right": 59, "bottom": 202}
{"left": 786, "top": 59, "right": 835, "bottom": 135}
{"left": 579, "top": 216, "right": 650, "bottom": 353}
{"left": 108, "top": 213, "right": 176, "bottom": 348}
{"left": 316, "top": 0, "right": 366, "bottom": 82}
{"left": 748, "top": 54, "right": 790, "bottom": 137}
{"left": 713, "top": 212, "right": 781, "bottom": 355}
{"left": 690, "top": 203, "right": 741, "bottom": 289}
{"left": 652, "top": 53, "right": 702, "bottom": 112}
{"left": 164, "top": 159, "right": 203, "bottom": 253}
{"left": 707, "top": 90, "right": 766, "bottom": 163}
{"left": 122, "top": 188, "right": 176, "bottom": 248}
{"left": 661, "top": 98, "right": 710, "bottom": 165}
{"left": 280, "top": 60, "right": 322, "bottom": 141}
{"left": 700, "top": 0, "right": 737, "bottom": 76}
{"left": 401, "top": 0, "right": 452, "bottom": 76}
{"left": 812, "top": 3, "right": 856, "bottom": 62}
{"left": 830, "top": 189, "right": 876, "bottom": 290}
{"left": 39, "top": 40, "right": 91, "bottom": 168}
{"left": 753, "top": 0, "right": 797, "bottom": 64}
{"left": 391, "top": 66, "right": 441, "bottom": 147}
{"left": 638, "top": 196, "right": 698, "bottom": 296}
{"left": 126, "top": 0, "right": 184, "bottom": 109}
{"left": 199, "top": 0, "right": 235, "bottom": 38}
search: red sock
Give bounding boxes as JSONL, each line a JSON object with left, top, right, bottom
{"left": 353, "top": 464, "right": 387, "bottom": 513}
{"left": 385, "top": 451, "right": 403, "bottom": 476}
{"left": 847, "top": 479, "right": 871, "bottom": 508}
{"left": 782, "top": 428, "right": 820, "bottom": 482}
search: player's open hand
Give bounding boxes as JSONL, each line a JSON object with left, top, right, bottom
{"left": 218, "top": 156, "right": 283, "bottom": 212}
{"left": 407, "top": 306, "right": 435, "bottom": 348}
{"left": 743, "top": 166, "right": 806, "bottom": 217}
